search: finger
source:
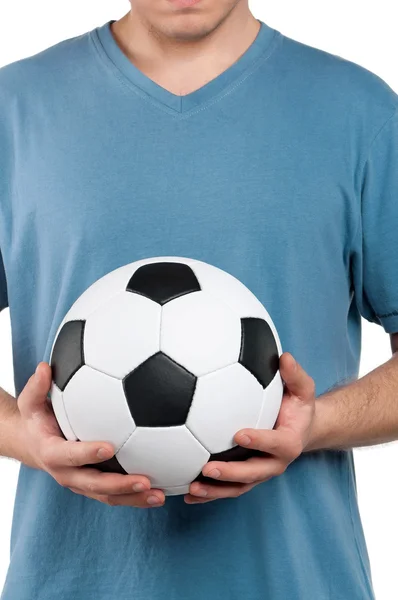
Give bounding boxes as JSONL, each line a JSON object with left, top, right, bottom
{"left": 104, "top": 492, "right": 165, "bottom": 507}
{"left": 187, "top": 481, "right": 256, "bottom": 501}
{"left": 68, "top": 487, "right": 165, "bottom": 508}
{"left": 279, "top": 352, "right": 315, "bottom": 401}
{"left": 201, "top": 455, "right": 284, "bottom": 483}
{"left": 18, "top": 362, "right": 53, "bottom": 418}
{"left": 234, "top": 428, "right": 302, "bottom": 462}
{"left": 184, "top": 496, "right": 215, "bottom": 505}
{"left": 41, "top": 435, "right": 118, "bottom": 469}
{"left": 57, "top": 466, "right": 153, "bottom": 496}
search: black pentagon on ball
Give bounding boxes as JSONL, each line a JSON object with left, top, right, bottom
{"left": 239, "top": 317, "right": 279, "bottom": 389}
{"left": 194, "top": 445, "right": 263, "bottom": 485}
{"left": 50, "top": 320, "right": 86, "bottom": 391}
{"left": 94, "top": 455, "right": 127, "bottom": 475}
{"left": 126, "top": 262, "right": 201, "bottom": 305}
{"left": 123, "top": 351, "right": 197, "bottom": 427}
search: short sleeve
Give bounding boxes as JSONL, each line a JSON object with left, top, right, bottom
{"left": 0, "top": 248, "right": 8, "bottom": 312}
{"left": 351, "top": 108, "right": 398, "bottom": 334}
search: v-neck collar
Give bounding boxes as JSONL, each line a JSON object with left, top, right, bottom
{"left": 91, "top": 18, "right": 281, "bottom": 115}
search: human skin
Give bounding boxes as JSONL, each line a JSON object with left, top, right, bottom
{"left": 112, "top": 0, "right": 261, "bottom": 97}
{"left": 2, "top": 1, "right": 398, "bottom": 507}
{"left": 0, "top": 366, "right": 164, "bottom": 507}
{"left": 0, "top": 352, "right": 311, "bottom": 507}
{"left": 108, "top": 0, "right": 398, "bottom": 505}
{"left": 3, "top": 337, "right": 398, "bottom": 506}
{"left": 185, "top": 334, "right": 398, "bottom": 504}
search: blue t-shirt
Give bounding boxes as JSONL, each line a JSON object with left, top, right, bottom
{"left": 1, "top": 18, "right": 398, "bottom": 600}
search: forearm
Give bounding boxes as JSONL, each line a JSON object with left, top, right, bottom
{"left": 305, "top": 352, "right": 398, "bottom": 451}
{"left": 0, "top": 386, "right": 22, "bottom": 460}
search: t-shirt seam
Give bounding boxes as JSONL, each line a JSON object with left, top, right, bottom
{"left": 346, "top": 452, "right": 375, "bottom": 598}
{"left": 348, "top": 105, "right": 398, "bottom": 320}
{"left": 177, "top": 32, "right": 284, "bottom": 121}
{"left": 89, "top": 30, "right": 184, "bottom": 116}
{"left": 350, "top": 105, "right": 398, "bottom": 251}
{"left": 89, "top": 27, "right": 283, "bottom": 119}
{"left": 376, "top": 309, "right": 398, "bottom": 319}
{"left": 358, "top": 104, "right": 398, "bottom": 199}
{"left": 0, "top": 99, "right": 20, "bottom": 309}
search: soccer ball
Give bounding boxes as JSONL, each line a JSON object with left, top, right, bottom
{"left": 49, "top": 257, "right": 284, "bottom": 496}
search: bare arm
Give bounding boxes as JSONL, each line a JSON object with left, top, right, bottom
{"left": 184, "top": 335, "right": 398, "bottom": 503}
{"left": 305, "top": 332, "right": 398, "bottom": 452}
{"left": 0, "top": 386, "right": 24, "bottom": 462}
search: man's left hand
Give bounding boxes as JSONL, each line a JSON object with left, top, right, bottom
{"left": 184, "top": 352, "right": 316, "bottom": 504}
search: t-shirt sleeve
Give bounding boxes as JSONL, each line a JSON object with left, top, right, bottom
{"left": 351, "top": 108, "right": 398, "bottom": 334}
{"left": 0, "top": 248, "right": 8, "bottom": 312}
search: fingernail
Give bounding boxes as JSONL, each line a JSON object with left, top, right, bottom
{"left": 97, "top": 448, "right": 110, "bottom": 459}
{"left": 147, "top": 495, "right": 162, "bottom": 505}
{"left": 193, "top": 487, "right": 208, "bottom": 497}
{"left": 35, "top": 364, "right": 41, "bottom": 381}
{"left": 205, "top": 468, "right": 221, "bottom": 479}
{"left": 133, "top": 483, "right": 145, "bottom": 492}
{"left": 238, "top": 434, "right": 251, "bottom": 446}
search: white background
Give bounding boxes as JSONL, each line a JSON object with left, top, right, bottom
{"left": 0, "top": 1, "right": 397, "bottom": 598}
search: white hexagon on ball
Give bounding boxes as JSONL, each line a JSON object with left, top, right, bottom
{"left": 49, "top": 383, "right": 77, "bottom": 441}
{"left": 51, "top": 262, "right": 145, "bottom": 355}
{"left": 186, "top": 363, "right": 263, "bottom": 454}
{"left": 160, "top": 290, "right": 242, "bottom": 376}
{"left": 62, "top": 365, "right": 136, "bottom": 451}
{"left": 116, "top": 425, "right": 210, "bottom": 494}
{"left": 190, "top": 259, "right": 283, "bottom": 356}
{"left": 84, "top": 291, "right": 161, "bottom": 379}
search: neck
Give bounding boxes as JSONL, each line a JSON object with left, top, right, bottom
{"left": 111, "top": 7, "right": 260, "bottom": 96}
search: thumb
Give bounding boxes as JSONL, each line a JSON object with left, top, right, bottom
{"left": 279, "top": 352, "right": 315, "bottom": 402}
{"left": 18, "top": 362, "right": 53, "bottom": 418}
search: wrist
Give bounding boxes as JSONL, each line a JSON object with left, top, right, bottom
{"left": 304, "top": 396, "right": 331, "bottom": 452}
{"left": 4, "top": 402, "right": 30, "bottom": 465}
{"left": 10, "top": 410, "right": 38, "bottom": 468}
{"left": 7, "top": 404, "right": 24, "bottom": 462}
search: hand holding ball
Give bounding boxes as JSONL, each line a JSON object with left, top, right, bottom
{"left": 49, "top": 257, "right": 283, "bottom": 495}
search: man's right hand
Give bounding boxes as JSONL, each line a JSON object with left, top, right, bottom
{"left": 14, "top": 362, "right": 165, "bottom": 508}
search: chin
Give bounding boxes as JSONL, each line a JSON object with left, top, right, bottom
{"left": 154, "top": 0, "right": 231, "bottom": 41}
{"left": 165, "top": 24, "right": 216, "bottom": 41}
{"left": 159, "top": 15, "right": 225, "bottom": 41}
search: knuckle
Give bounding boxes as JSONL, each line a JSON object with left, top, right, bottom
{"left": 104, "top": 495, "right": 118, "bottom": 506}
{"left": 266, "top": 437, "right": 279, "bottom": 453}
{"left": 86, "top": 481, "right": 98, "bottom": 495}
{"left": 39, "top": 445, "right": 53, "bottom": 468}
{"left": 106, "top": 494, "right": 120, "bottom": 506}
{"left": 65, "top": 443, "right": 79, "bottom": 467}
{"left": 242, "top": 473, "right": 257, "bottom": 484}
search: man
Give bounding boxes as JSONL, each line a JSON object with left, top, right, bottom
{"left": 0, "top": 0, "right": 397, "bottom": 598}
